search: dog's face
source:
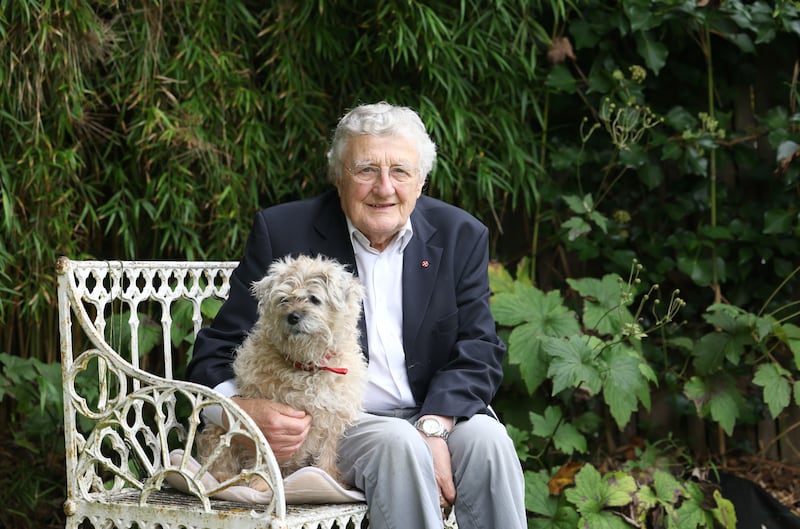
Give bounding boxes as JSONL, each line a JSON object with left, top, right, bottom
{"left": 250, "top": 255, "right": 364, "bottom": 363}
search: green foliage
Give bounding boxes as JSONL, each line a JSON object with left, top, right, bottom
{"left": 525, "top": 451, "right": 737, "bottom": 529}
{"left": 493, "top": 261, "right": 668, "bottom": 433}
{"left": 2, "top": 0, "right": 800, "bottom": 526}
{"left": 0, "top": 353, "right": 63, "bottom": 450}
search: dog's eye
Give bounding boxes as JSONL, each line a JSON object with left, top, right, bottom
{"left": 308, "top": 295, "right": 322, "bottom": 306}
{"left": 278, "top": 297, "right": 289, "bottom": 305}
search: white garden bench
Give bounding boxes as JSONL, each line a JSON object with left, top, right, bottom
{"left": 56, "top": 258, "right": 371, "bottom": 529}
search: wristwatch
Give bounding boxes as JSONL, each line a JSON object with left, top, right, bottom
{"left": 414, "top": 417, "right": 450, "bottom": 441}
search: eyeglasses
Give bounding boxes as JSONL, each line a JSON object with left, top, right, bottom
{"left": 347, "top": 164, "right": 419, "bottom": 185}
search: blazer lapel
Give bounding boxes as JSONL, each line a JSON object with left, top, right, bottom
{"left": 312, "top": 191, "right": 357, "bottom": 271}
{"left": 403, "top": 210, "right": 441, "bottom": 352}
{"left": 312, "top": 191, "right": 368, "bottom": 354}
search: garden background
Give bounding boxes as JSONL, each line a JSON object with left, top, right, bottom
{"left": 1, "top": 1, "right": 799, "bottom": 527}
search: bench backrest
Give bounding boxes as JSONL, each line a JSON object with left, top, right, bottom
{"left": 57, "top": 258, "right": 237, "bottom": 380}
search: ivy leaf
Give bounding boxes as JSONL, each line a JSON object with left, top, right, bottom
{"left": 635, "top": 32, "right": 667, "bottom": 74}
{"left": 546, "top": 336, "right": 602, "bottom": 395}
{"left": 546, "top": 63, "right": 577, "bottom": 93}
{"left": 763, "top": 208, "right": 793, "bottom": 234}
{"left": 623, "top": 0, "right": 661, "bottom": 32}
{"left": 753, "top": 364, "right": 791, "bottom": 418}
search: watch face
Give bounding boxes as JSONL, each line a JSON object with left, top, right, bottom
{"left": 422, "top": 419, "right": 441, "bottom": 435}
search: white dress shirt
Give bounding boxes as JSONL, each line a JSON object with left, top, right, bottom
{"left": 347, "top": 218, "right": 416, "bottom": 413}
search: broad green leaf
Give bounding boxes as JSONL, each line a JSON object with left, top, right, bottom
{"left": 603, "top": 344, "right": 651, "bottom": 428}
{"left": 675, "top": 482, "right": 715, "bottom": 528}
{"left": 691, "top": 332, "right": 746, "bottom": 374}
{"left": 546, "top": 336, "right": 603, "bottom": 395}
{"left": 201, "top": 296, "right": 224, "bottom": 319}
{"left": 563, "top": 194, "right": 591, "bottom": 214}
{"left": 568, "top": 274, "right": 634, "bottom": 335}
{"left": 579, "top": 512, "right": 631, "bottom": 529}
{"left": 712, "top": 489, "right": 737, "bottom": 529}
{"left": 564, "top": 464, "right": 603, "bottom": 515}
{"left": 525, "top": 470, "right": 558, "bottom": 517}
{"left": 530, "top": 406, "right": 564, "bottom": 438}
{"left": 634, "top": 485, "right": 658, "bottom": 525}
{"left": 753, "top": 364, "right": 791, "bottom": 418}
{"left": 676, "top": 254, "right": 714, "bottom": 286}
{"left": 488, "top": 262, "right": 516, "bottom": 295}
{"left": 588, "top": 211, "right": 609, "bottom": 234}
{"left": 552, "top": 421, "right": 587, "bottom": 455}
{"left": 565, "top": 465, "right": 634, "bottom": 521}
{"left": 603, "top": 471, "right": 637, "bottom": 507}
{"left": 493, "top": 282, "right": 579, "bottom": 336}
{"left": 508, "top": 323, "right": 549, "bottom": 394}
{"left": 530, "top": 407, "right": 587, "bottom": 454}
{"left": 707, "top": 380, "right": 742, "bottom": 436}
{"left": 684, "top": 374, "right": 742, "bottom": 435}
{"left": 563, "top": 216, "right": 591, "bottom": 241}
{"left": 653, "top": 470, "right": 684, "bottom": 504}
{"left": 618, "top": 143, "right": 648, "bottom": 168}
{"left": 492, "top": 285, "right": 541, "bottom": 326}
{"left": 773, "top": 323, "right": 800, "bottom": 370}
{"left": 674, "top": 497, "right": 712, "bottom": 529}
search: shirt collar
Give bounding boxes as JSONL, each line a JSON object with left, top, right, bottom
{"left": 346, "top": 217, "right": 414, "bottom": 254}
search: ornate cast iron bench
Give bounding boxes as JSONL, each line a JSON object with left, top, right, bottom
{"left": 57, "top": 258, "right": 371, "bottom": 529}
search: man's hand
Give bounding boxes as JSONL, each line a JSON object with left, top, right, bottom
{"left": 417, "top": 415, "right": 456, "bottom": 509}
{"left": 226, "top": 397, "right": 311, "bottom": 462}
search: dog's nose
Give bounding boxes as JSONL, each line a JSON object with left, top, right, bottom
{"left": 287, "top": 312, "right": 301, "bottom": 326}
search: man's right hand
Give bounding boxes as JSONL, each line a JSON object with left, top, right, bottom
{"left": 226, "top": 397, "right": 311, "bottom": 462}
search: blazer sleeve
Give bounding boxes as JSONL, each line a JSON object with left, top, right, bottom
{"left": 185, "top": 213, "right": 274, "bottom": 388}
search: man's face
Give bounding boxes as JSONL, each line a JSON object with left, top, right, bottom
{"left": 336, "top": 134, "right": 423, "bottom": 251}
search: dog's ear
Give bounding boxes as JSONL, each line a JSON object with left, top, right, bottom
{"left": 250, "top": 274, "right": 274, "bottom": 304}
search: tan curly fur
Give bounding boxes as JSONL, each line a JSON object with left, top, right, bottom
{"left": 197, "top": 254, "right": 366, "bottom": 488}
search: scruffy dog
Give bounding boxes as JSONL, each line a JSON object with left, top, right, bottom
{"left": 197, "top": 254, "right": 366, "bottom": 488}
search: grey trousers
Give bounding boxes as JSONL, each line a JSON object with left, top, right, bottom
{"left": 337, "top": 411, "right": 527, "bottom": 529}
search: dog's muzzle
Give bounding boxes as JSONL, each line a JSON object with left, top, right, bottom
{"left": 287, "top": 312, "right": 302, "bottom": 326}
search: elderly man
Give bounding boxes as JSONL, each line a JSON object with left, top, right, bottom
{"left": 186, "top": 101, "right": 526, "bottom": 529}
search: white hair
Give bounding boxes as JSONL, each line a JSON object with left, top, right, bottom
{"left": 326, "top": 102, "right": 437, "bottom": 184}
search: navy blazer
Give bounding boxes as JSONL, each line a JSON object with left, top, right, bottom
{"left": 186, "top": 189, "right": 506, "bottom": 419}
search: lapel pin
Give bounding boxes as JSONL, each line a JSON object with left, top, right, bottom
{"left": 421, "top": 260, "right": 429, "bottom": 268}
